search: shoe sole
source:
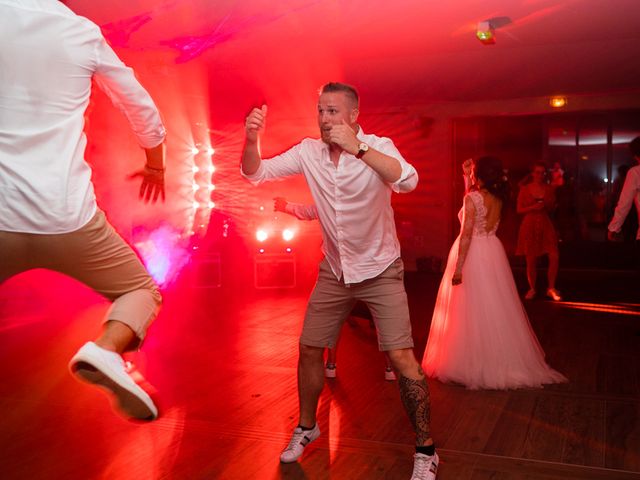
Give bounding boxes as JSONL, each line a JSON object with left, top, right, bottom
{"left": 71, "top": 361, "right": 157, "bottom": 421}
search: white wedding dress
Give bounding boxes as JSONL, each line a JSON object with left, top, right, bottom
{"left": 422, "top": 191, "right": 567, "bottom": 389}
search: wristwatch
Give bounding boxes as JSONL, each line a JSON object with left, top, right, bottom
{"left": 355, "top": 142, "right": 369, "bottom": 159}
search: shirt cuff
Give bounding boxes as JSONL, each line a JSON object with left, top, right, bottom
{"left": 391, "top": 162, "right": 418, "bottom": 193}
{"left": 240, "top": 162, "right": 265, "bottom": 185}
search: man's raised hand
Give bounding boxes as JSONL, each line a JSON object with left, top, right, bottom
{"left": 245, "top": 104, "right": 267, "bottom": 143}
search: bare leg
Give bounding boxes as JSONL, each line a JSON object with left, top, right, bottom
{"left": 387, "top": 348, "right": 433, "bottom": 446}
{"left": 327, "top": 334, "right": 339, "bottom": 365}
{"left": 526, "top": 254, "right": 538, "bottom": 292}
{"left": 326, "top": 348, "right": 337, "bottom": 366}
{"left": 547, "top": 250, "right": 559, "bottom": 290}
{"left": 298, "top": 344, "right": 325, "bottom": 428}
{"left": 95, "top": 320, "right": 137, "bottom": 354}
{"left": 383, "top": 351, "right": 393, "bottom": 369}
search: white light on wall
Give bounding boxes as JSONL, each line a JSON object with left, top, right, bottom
{"left": 282, "top": 229, "right": 295, "bottom": 241}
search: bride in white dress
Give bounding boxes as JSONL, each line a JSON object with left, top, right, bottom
{"left": 422, "top": 156, "right": 566, "bottom": 390}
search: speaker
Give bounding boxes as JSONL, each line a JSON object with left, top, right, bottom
{"left": 254, "top": 253, "right": 296, "bottom": 289}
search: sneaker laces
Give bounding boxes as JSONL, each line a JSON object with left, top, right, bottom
{"left": 283, "top": 429, "right": 306, "bottom": 452}
{"left": 412, "top": 454, "right": 434, "bottom": 478}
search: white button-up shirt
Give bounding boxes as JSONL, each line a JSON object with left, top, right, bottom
{"left": 609, "top": 164, "right": 640, "bottom": 239}
{"left": 0, "top": 0, "right": 166, "bottom": 234}
{"left": 243, "top": 128, "right": 418, "bottom": 284}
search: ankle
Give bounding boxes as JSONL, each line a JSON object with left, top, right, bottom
{"left": 415, "top": 443, "right": 435, "bottom": 456}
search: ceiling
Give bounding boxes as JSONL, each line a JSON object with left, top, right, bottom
{"left": 69, "top": 0, "right": 640, "bottom": 112}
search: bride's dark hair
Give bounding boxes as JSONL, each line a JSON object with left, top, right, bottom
{"left": 473, "top": 156, "right": 510, "bottom": 202}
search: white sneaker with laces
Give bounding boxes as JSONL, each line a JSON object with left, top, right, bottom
{"left": 411, "top": 452, "right": 439, "bottom": 480}
{"left": 279, "top": 424, "right": 321, "bottom": 463}
{"left": 384, "top": 367, "right": 397, "bottom": 381}
{"left": 69, "top": 342, "right": 158, "bottom": 421}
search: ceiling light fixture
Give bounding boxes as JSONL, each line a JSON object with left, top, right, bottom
{"left": 549, "top": 96, "right": 568, "bottom": 108}
{"left": 476, "top": 21, "right": 495, "bottom": 45}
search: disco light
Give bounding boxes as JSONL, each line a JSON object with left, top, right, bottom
{"left": 256, "top": 229, "right": 268, "bottom": 242}
{"left": 282, "top": 229, "right": 295, "bottom": 241}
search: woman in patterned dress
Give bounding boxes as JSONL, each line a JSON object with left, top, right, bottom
{"left": 516, "top": 162, "right": 562, "bottom": 301}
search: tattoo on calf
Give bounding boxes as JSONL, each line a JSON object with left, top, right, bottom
{"left": 399, "top": 375, "right": 431, "bottom": 444}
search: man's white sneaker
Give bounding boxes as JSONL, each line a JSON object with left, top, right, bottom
{"left": 384, "top": 367, "right": 397, "bottom": 381}
{"left": 411, "top": 452, "right": 439, "bottom": 480}
{"left": 325, "top": 363, "right": 337, "bottom": 379}
{"left": 69, "top": 342, "right": 158, "bottom": 421}
{"left": 279, "top": 424, "right": 321, "bottom": 463}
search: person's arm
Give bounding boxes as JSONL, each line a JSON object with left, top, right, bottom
{"left": 93, "top": 35, "right": 166, "bottom": 150}
{"left": 92, "top": 33, "right": 167, "bottom": 202}
{"left": 452, "top": 194, "right": 476, "bottom": 285}
{"left": 516, "top": 186, "right": 545, "bottom": 214}
{"left": 328, "top": 121, "right": 417, "bottom": 192}
{"left": 609, "top": 168, "right": 639, "bottom": 234}
{"left": 462, "top": 158, "right": 473, "bottom": 194}
{"left": 274, "top": 197, "right": 318, "bottom": 220}
{"left": 240, "top": 106, "right": 303, "bottom": 185}
{"left": 289, "top": 203, "right": 318, "bottom": 220}
{"left": 242, "top": 105, "right": 267, "bottom": 176}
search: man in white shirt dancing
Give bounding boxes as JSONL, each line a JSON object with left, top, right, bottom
{"left": 241, "top": 82, "right": 438, "bottom": 480}
{"left": 0, "top": 0, "right": 166, "bottom": 421}
{"left": 609, "top": 137, "right": 640, "bottom": 243}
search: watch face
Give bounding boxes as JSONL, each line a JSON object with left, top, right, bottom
{"left": 359, "top": 143, "right": 369, "bottom": 151}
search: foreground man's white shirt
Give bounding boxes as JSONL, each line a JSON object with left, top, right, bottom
{"left": 0, "top": 0, "right": 166, "bottom": 233}
{"left": 242, "top": 128, "right": 418, "bottom": 284}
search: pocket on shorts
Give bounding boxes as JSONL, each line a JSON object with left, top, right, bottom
{"left": 380, "top": 257, "right": 404, "bottom": 281}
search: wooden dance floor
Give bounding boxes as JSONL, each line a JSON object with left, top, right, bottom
{"left": 0, "top": 267, "right": 639, "bottom": 479}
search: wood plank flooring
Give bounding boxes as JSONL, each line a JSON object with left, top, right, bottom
{"left": 0, "top": 268, "right": 638, "bottom": 479}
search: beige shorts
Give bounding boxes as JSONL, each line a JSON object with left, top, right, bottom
{"left": 301, "top": 257, "right": 414, "bottom": 351}
{"left": 0, "top": 210, "right": 161, "bottom": 342}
